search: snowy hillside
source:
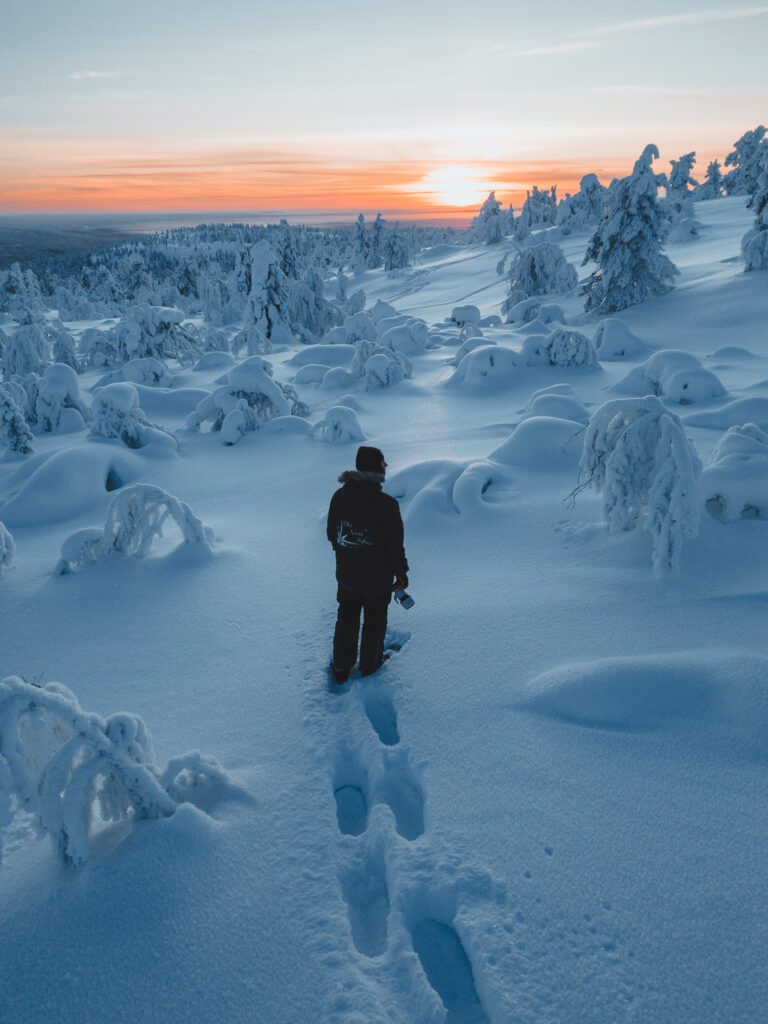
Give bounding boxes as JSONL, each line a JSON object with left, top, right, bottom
{"left": 1, "top": 195, "right": 767, "bottom": 1024}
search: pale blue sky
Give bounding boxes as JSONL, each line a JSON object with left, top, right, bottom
{"left": 1, "top": 0, "right": 765, "bottom": 210}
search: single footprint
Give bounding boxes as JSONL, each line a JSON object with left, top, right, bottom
{"left": 339, "top": 843, "right": 390, "bottom": 957}
{"left": 334, "top": 785, "right": 368, "bottom": 836}
{"left": 362, "top": 686, "right": 400, "bottom": 746}
{"left": 377, "top": 751, "right": 425, "bottom": 840}
{"left": 411, "top": 918, "right": 488, "bottom": 1024}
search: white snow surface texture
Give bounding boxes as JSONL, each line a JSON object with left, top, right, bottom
{"left": 1, "top": 197, "right": 767, "bottom": 1024}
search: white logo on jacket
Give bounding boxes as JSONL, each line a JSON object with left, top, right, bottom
{"left": 336, "top": 520, "right": 374, "bottom": 548}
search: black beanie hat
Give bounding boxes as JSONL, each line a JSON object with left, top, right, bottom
{"left": 355, "top": 445, "right": 385, "bottom": 473}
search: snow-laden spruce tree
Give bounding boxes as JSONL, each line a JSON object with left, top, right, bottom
{"left": 383, "top": 224, "right": 411, "bottom": 271}
{"left": 35, "top": 364, "right": 91, "bottom": 432}
{"left": 724, "top": 125, "right": 766, "bottom": 196}
{"left": 665, "top": 152, "right": 699, "bottom": 239}
{"left": 580, "top": 395, "right": 701, "bottom": 573}
{"left": 0, "top": 390, "right": 34, "bottom": 455}
{"left": 3, "top": 318, "right": 50, "bottom": 379}
{"left": 506, "top": 242, "right": 578, "bottom": 298}
{"left": 518, "top": 185, "right": 558, "bottom": 230}
{"left": 311, "top": 405, "right": 364, "bottom": 443}
{"left": 286, "top": 268, "right": 337, "bottom": 341}
{"left": 556, "top": 174, "right": 607, "bottom": 235}
{"left": 582, "top": 145, "right": 678, "bottom": 314}
{"left": 0, "top": 522, "right": 14, "bottom": 575}
{"left": 0, "top": 674, "right": 230, "bottom": 865}
{"left": 51, "top": 328, "right": 79, "bottom": 372}
{"left": 741, "top": 141, "right": 768, "bottom": 271}
{"left": 55, "top": 483, "right": 214, "bottom": 573}
{"left": 352, "top": 213, "right": 369, "bottom": 273}
{"left": 693, "top": 160, "right": 724, "bottom": 201}
{"left": 90, "top": 382, "right": 170, "bottom": 449}
{"left": 241, "top": 240, "right": 294, "bottom": 352}
{"left": 470, "top": 191, "right": 507, "bottom": 244}
{"left": 367, "top": 213, "right": 385, "bottom": 269}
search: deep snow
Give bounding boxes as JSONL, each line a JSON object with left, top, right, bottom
{"left": 1, "top": 197, "right": 767, "bottom": 1023}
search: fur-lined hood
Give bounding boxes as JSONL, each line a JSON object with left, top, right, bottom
{"left": 338, "top": 470, "right": 385, "bottom": 485}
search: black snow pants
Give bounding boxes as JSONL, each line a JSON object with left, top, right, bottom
{"left": 333, "top": 587, "right": 391, "bottom": 676}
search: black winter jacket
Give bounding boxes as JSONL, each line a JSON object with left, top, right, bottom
{"left": 327, "top": 471, "right": 409, "bottom": 596}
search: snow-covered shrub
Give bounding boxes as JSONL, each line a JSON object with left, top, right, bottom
{"left": 491, "top": 416, "right": 583, "bottom": 472}
{"left": 741, "top": 142, "right": 768, "bottom": 271}
{"left": 615, "top": 350, "right": 725, "bottom": 404}
{"left": 0, "top": 522, "right": 14, "bottom": 574}
{"left": 0, "top": 675, "right": 230, "bottom": 865}
{"left": 470, "top": 191, "right": 507, "bottom": 244}
{"left": 286, "top": 268, "right": 337, "bottom": 341}
{"left": 0, "top": 391, "right": 34, "bottom": 455}
{"left": 665, "top": 152, "right": 700, "bottom": 240}
{"left": 521, "top": 329, "right": 598, "bottom": 368}
{"left": 79, "top": 327, "right": 120, "bottom": 369}
{"left": 186, "top": 355, "right": 309, "bottom": 443}
{"left": 556, "top": 173, "right": 607, "bottom": 235}
{"left": 3, "top": 320, "right": 50, "bottom": 379}
{"left": 592, "top": 319, "right": 648, "bottom": 361}
{"left": 378, "top": 318, "right": 429, "bottom": 356}
{"left": 35, "top": 364, "right": 90, "bottom": 433}
{"left": 445, "top": 345, "right": 519, "bottom": 390}
{"left": 370, "top": 299, "right": 398, "bottom": 324}
{"left": 116, "top": 305, "right": 196, "bottom": 363}
{"left": 51, "top": 329, "right": 79, "bottom": 372}
{"left": 293, "top": 363, "right": 331, "bottom": 385}
{"left": 580, "top": 396, "right": 701, "bottom": 573}
{"left": 55, "top": 483, "right": 214, "bottom": 575}
{"left": 311, "top": 406, "right": 364, "bottom": 443}
{"left": 448, "top": 336, "right": 496, "bottom": 367}
{"left": 583, "top": 145, "right": 677, "bottom": 313}
{"left": 448, "top": 305, "right": 481, "bottom": 329}
{"left": 383, "top": 225, "right": 411, "bottom": 270}
{"left": 349, "top": 339, "right": 412, "bottom": 391}
{"left": 90, "top": 383, "right": 169, "bottom": 450}
{"left": 503, "top": 296, "right": 543, "bottom": 325}
{"left": 97, "top": 356, "right": 172, "bottom": 389}
{"left": 701, "top": 423, "right": 768, "bottom": 522}
{"left": 193, "top": 351, "right": 234, "bottom": 373}
{"left": 342, "top": 310, "right": 376, "bottom": 343}
{"left": 506, "top": 243, "right": 578, "bottom": 298}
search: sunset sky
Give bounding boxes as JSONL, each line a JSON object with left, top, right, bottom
{"left": 1, "top": 0, "right": 766, "bottom": 218}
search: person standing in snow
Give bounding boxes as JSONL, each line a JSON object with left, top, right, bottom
{"left": 327, "top": 446, "right": 409, "bottom": 684}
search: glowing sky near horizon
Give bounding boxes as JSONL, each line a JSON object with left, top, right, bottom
{"left": 0, "top": 0, "right": 766, "bottom": 215}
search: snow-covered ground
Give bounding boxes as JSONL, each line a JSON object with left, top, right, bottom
{"left": 1, "top": 197, "right": 767, "bottom": 1023}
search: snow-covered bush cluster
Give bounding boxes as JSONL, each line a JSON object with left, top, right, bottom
{"left": 556, "top": 174, "right": 607, "bottom": 235}
{"left": 701, "top": 423, "right": 768, "bottom": 522}
{"left": 91, "top": 383, "right": 172, "bottom": 449}
{"left": 505, "top": 243, "right": 578, "bottom": 300}
{"left": 311, "top": 405, "right": 364, "bottom": 444}
{"left": 0, "top": 675, "right": 230, "bottom": 865}
{"left": 580, "top": 396, "right": 701, "bottom": 573}
{"left": 55, "top": 483, "right": 214, "bottom": 574}
{"left": 36, "top": 364, "right": 90, "bottom": 433}
{"left": 616, "top": 350, "right": 726, "bottom": 405}
{"left": 187, "top": 355, "right": 308, "bottom": 444}
{"left": 349, "top": 339, "right": 412, "bottom": 391}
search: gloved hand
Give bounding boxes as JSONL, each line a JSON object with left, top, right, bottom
{"left": 393, "top": 575, "right": 409, "bottom": 590}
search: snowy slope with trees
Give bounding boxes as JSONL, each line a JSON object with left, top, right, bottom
{"left": 1, "top": 138, "right": 768, "bottom": 1023}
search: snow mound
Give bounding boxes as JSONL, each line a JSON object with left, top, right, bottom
{"left": 490, "top": 417, "right": 583, "bottom": 471}
{"left": 193, "top": 351, "right": 235, "bottom": 372}
{"left": 311, "top": 406, "right": 364, "bottom": 443}
{"left": 521, "top": 393, "right": 589, "bottom": 424}
{"left": 293, "top": 363, "right": 330, "bottom": 385}
{"left": 708, "top": 346, "right": 760, "bottom": 361}
{"left": 685, "top": 398, "right": 768, "bottom": 432}
{"left": 287, "top": 344, "right": 355, "bottom": 368}
{"left": 701, "top": 423, "right": 768, "bottom": 521}
{"left": 448, "top": 336, "right": 497, "bottom": 368}
{"left": 593, "top": 319, "right": 648, "bottom": 361}
{"left": 449, "top": 304, "right": 481, "bottom": 326}
{"left": 523, "top": 651, "right": 768, "bottom": 746}
{"left": 97, "top": 357, "right": 172, "bottom": 389}
{"left": 386, "top": 458, "right": 511, "bottom": 519}
{"left": 445, "top": 346, "right": 518, "bottom": 390}
{"left": 0, "top": 446, "right": 139, "bottom": 527}
{"left": 378, "top": 319, "right": 429, "bottom": 356}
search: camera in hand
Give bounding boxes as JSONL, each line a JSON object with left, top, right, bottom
{"left": 394, "top": 589, "right": 415, "bottom": 609}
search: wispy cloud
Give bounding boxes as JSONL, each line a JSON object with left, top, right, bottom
{"left": 69, "top": 70, "right": 127, "bottom": 80}
{"left": 507, "top": 4, "right": 768, "bottom": 58}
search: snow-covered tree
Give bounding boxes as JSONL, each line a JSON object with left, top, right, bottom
{"left": 3, "top": 319, "right": 50, "bottom": 379}
{"left": 724, "top": 125, "right": 766, "bottom": 196}
{"left": 521, "top": 328, "right": 599, "bottom": 368}
{"left": 693, "top": 160, "right": 724, "bottom": 201}
{"left": 582, "top": 145, "right": 678, "bottom": 314}
{"left": 556, "top": 174, "right": 607, "bottom": 235}
{"left": 0, "top": 522, "right": 14, "bottom": 575}
{"left": 580, "top": 395, "right": 701, "bottom": 573}
{"left": 0, "top": 390, "right": 34, "bottom": 455}
{"left": 35, "top": 364, "right": 90, "bottom": 432}
{"left": 350, "top": 339, "right": 412, "bottom": 390}
{"left": 367, "top": 213, "right": 385, "bottom": 269}
{"left": 518, "top": 185, "right": 558, "bottom": 230}
{"left": 56, "top": 483, "right": 214, "bottom": 574}
{"left": 741, "top": 141, "right": 768, "bottom": 271}
{"left": 241, "top": 240, "right": 294, "bottom": 352}
{"left": 51, "top": 329, "right": 79, "bottom": 372}
{"left": 0, "top": 674, "right": 230, "bottom": 865}
{"left": 470, "top": 191, "right": 507, "bottom": 244}
{"left": 286, "top": 268, "right": 337, "bottom": 341}
{"left": 701, "top": 422, "right": 768, "bottom": 522}
{"left": 352, "top": 213, "right": 369, "bottom": 273}
{"left": 383, "top": 224, "right": 411, "bottom": 271}
{"left": 506, "top": 242, "right": 578, "bottom": 298}
{"left": 665, "top": 152, "right": 700, "bottom": 239}
{"left": 186, "top": 356, "right": 309, "bottom": 444}
{"left": 79, "top": 328, "right": 120, "bottom": 369}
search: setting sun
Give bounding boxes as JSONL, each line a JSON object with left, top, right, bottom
{"left": 419, "top": 165, "right": 497, "bottom": 207}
